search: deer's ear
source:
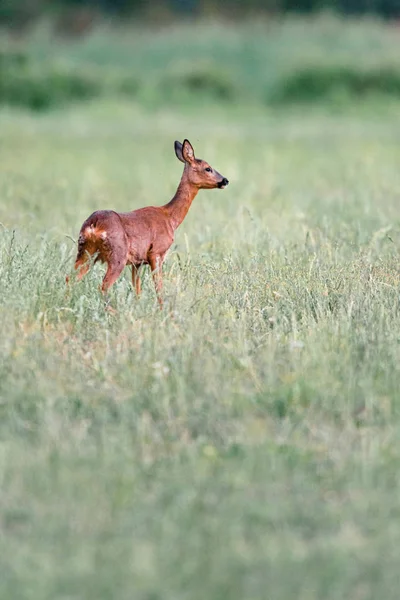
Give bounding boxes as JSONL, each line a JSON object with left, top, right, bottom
{"left": 182, "top": 139, "right": 195, "bottom": 163}
{"left": 174, "top": 141, "right": 185, "bottom": 163}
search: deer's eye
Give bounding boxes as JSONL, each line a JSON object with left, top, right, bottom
{"left": 205, "top": 167, "right": 212, "bottom": 173}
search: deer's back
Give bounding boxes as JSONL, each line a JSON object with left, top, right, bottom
{"left": 80, "top": 207, "right": 174, "bottom": 266}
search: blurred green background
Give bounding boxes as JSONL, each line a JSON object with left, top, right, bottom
{"left": 2, "top": 3, "right": 400, "bottom": 600}
{"left": 1, "top": 0, "right": 400, "bottom": 110}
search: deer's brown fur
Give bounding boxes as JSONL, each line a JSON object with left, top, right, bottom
{"left": 69, "top": 139, "right": 228, "bottom": 307}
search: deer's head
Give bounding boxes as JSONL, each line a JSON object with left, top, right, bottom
{"left": 175, "top": 139, "right": 229, "bottom": 190}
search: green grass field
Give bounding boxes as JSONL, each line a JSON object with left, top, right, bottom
{"left": 1, "top": 17, "right": 400, "bottom": 600}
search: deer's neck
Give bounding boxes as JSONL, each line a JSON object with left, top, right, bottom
{"left": 164, "top": 177, "right": 199, "bottom": 231}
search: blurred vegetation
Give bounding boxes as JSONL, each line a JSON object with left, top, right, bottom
{"left": 271, "top": 64, "right": 400, "bottom": 104}
{"left": 0, "top": 49, "right": 138, "bottom": 109}
{"left": 1, "top": 17, "right": 400, "bottom": 110}
{"left": 0, "top": 0, "right": 399, "bottom": 30}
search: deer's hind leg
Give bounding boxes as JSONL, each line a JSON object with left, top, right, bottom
{"left": 101, "top": 260, "right": 126, "bottom": 293}
{"left": 100, "top": 235, "right": 129, "bottom": 294}
{"left": 74, "top": 254, "right": 91, "bottom": 281}
{"left": 66, "top": 243, "right": 94, "bottom": 285}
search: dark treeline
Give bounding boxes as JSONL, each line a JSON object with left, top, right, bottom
{"left": 57, "top": 0, "right": 400, "bottom": 16}
{"left": 1, "top": 0, "right": 400, "bottom": 33}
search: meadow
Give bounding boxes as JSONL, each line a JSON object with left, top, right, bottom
{"left": 1, "top": 16, "right": 400, "bottom": 600}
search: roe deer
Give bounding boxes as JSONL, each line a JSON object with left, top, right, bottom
{"left": 69, "top": 139, "right": 229, "bottom": 307}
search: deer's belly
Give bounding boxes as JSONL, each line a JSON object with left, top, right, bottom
{"left": 127, "top": 241, "right": 173, "bottom": 266}
{"left": 127, "top": 246, "right": 149, "bottom": 265}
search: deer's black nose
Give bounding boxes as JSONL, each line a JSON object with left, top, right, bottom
{"left": 218, "top": 177, "right": 229, "bottom": 188}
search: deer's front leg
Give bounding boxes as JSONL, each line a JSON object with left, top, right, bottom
{"left": 149, "top": 255, "right": 163, "bottom": 309}
{"left": 132, "top": 265, "right": 142, "bottom": 297}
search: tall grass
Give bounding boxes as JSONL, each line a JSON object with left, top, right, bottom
{"left": 1, "top": 98, "right": 400, "bottom": 598}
